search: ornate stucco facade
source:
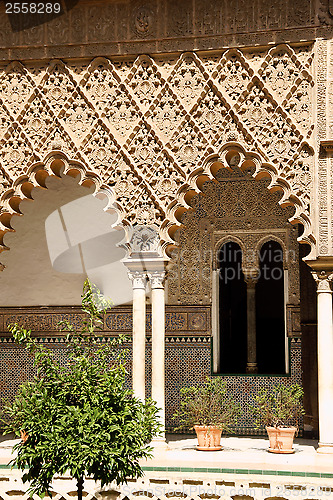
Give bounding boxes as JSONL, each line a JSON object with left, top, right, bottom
{"left": 1, "top": 0, "right": 333, "bottom": 452}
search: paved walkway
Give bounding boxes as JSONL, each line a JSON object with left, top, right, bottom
{"left": 1, "top": 434, "right": 332, "bottom": 477}
{"left": 140, "top": 435, "right": 333, "bottom": 477}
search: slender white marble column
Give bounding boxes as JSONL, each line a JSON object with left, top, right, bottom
{"left": 312, "top": 271, "right": 333, "bottom": 453}
{"left": 212, "top": 269, "right": 220, "bottom": 374}
{"left": 148, "top": 269, "right": 167, "bottom": 446}
{"left": 244, "top": 272, "right": 259, "bottom": 374}
{"left": 128, "top": 270, "right": 147, "bottom": 402}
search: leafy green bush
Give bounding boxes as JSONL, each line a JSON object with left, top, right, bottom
{"left": 1, "top": 280, "right": 161, "bottom": 499}
{"left": 173, "top": 376, "right": 240, "bottom": 432}
{"left": 250, "top": 383, "right": 305, "bottom": 430}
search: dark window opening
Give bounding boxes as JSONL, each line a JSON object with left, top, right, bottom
{"left": 256, "top": 241, "right": 286, "bottom": 374}
{"left": 218, "top": 241, "right": 247, "bottom": 374}
{"left": 217, "top": 239, "right": 286, "bottom": 375}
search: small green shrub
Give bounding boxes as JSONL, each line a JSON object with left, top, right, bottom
{"left": 250, "top": 383, "right": 305, "bottom": 430}
{"left": 173, "top": 376, "right": 240, "bottom": 432}
{"left": 1, "top": 280, "right": 161, "bottom": 499}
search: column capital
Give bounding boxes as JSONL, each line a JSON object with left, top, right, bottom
{"left": 243, "top": 269, "right": 259, "bottom": 287}
{"left": 312, "top": 271, "right": 333, "bottom": 292}
{"left": 147, "top": 270, "right": 166, "bottom": 289}
{"left": 127, "top": 270, "right": 147, "bottom": 290}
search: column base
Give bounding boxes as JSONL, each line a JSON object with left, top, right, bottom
{"left": 246, "top": 363, "right": 258, "bottom": 374}
{"left": 317, "top": 443, "right": 333, "bottom": 454}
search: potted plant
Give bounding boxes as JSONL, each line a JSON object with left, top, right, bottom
{"left": 250, "top": 383, "right": 305, "bottom": 454}
{"left": 173, "top": 376, "right": 240, "bottom": 451}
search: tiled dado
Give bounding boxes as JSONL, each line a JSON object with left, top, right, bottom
{"left": 0, "top": 305, "right": 211, "bottom": 338}
{"left": 0, "top": 306, "right": 303, "bottom": 434}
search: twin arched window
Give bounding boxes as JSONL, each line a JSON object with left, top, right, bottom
{"left": 216, "top": 240, "right": 286, "bottom": 375}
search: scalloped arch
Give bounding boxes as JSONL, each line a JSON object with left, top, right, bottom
{"left": 0, "top": 151, "right": 127, "bottom": 252}
{"left": 162, "top": 143, "right": 315, "bottom": 258}
{"left": 0, "top": 144, "right": 315, "bottom": 260}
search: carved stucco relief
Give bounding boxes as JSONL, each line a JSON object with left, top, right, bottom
{"left": 316, "top": 40, "right": 330, "bottom": 256}
{"left": 167, "top": 168, "right": 300, "bottom": 308}
{"left": 0, "top": 0, "right": 324, "bottom": 61}
{"left": 0, "top": 44, "right": 314, "bottom": 253}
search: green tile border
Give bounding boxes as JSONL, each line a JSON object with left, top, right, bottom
{"left": 141, "top": 466, "right": 333, "bottom": 479}
{"left": 1, "top": 463, "right": 332, "bottom": 480}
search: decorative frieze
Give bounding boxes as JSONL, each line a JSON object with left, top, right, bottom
{"left": 0, "top": 305, "right": 210, "bottom": 337}
{"left": 0, "top": 0, "right": 327, "bottom": 61}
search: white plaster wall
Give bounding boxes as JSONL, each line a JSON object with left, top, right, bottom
{"left": 0, "top": 174, "right": 99, "bottom": 306}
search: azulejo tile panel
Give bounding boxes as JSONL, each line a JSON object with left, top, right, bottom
{"left": 0, "top": 306, "right": 302, "bottom": 434}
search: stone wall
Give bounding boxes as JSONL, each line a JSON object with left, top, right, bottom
{"left": 0, "top": 0, "right": 332, "bottom": 61}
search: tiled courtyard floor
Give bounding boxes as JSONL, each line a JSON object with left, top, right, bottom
{"left": 1, "top": 434, "right": 332, "bottom": 475}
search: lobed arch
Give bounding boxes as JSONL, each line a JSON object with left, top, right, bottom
{"left": 163, "top": 142, "right": 315, "bottom": 259}
{"left": 0, "top": 142, "right": 315, "bottom": 262}
{"left": 0, "top": 151, "right": 126, "bottom": 254}
{"left": 255, "top": 235, "right": 289, "bottom": 270}
{"left": 213, "top": 235, "right": 246, "bottom": 271}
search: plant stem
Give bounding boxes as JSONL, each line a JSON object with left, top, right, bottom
{"left": 77, "top": 476, "right": 84, "bottom": 500}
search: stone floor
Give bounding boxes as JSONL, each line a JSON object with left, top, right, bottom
{"left": 1, "top": 434, "right": 333, "bottom": 500}
{"left": 2, "top": 433, "right": 332, "bottom": 475}
{"left": 143, "top": 434, "right": 333, "bottom": 475}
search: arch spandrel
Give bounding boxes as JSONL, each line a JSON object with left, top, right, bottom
{"left": 0, "top": 46, "right": 316, "bottom": 260}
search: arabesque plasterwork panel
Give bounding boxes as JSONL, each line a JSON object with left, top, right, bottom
{"left": 0, "top": 44, "right": 314, "bottom": 251}
{"left": 167, "top": 168, "right": 300, "bottom": 312}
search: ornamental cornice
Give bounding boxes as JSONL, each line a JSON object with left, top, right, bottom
{"left": 320, "top": 140, "right": 333, "bottom": 153}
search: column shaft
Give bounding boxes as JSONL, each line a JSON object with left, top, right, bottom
{"left": 152, "top": 287, "right": 165, "bottom": 428}
{"left": 316, "top": 275, "right": 333, "bottom": 453}
{"left": 212, "top": 269, "right": 220, "bottom": 373}
{"left": 128, "top": 272, "right": 147, "bottom": 401}
{"left": 148, "top": 270, "right": 167, "bottom": 446}
{"left": 244, "top": 273, "right": 258, "bottom": 374}
{"left": 246, "top": 283, "right": 258, "bottom": 373}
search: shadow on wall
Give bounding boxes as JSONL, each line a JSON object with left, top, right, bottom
{"left": 6, "top": 0, "right": 80, "bottom": 31}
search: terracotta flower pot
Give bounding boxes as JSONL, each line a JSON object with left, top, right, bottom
{"left": 266, "top": 426, "right": 297, "bottom": 453}
{"left": 194, "top": 425, "right": 222, "bottom": 451}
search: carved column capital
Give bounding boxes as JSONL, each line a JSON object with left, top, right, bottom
{"left": 127, "top": 270, "right": 147, "bottom": 290}
{"left": 147, "top": 270, "right": 166, "bottom": 289}
{"left": 312, "top": 271, "right": 333, "bottom": 293}
{"left": 243, "top": 269, "right": 259, "bottom": 287}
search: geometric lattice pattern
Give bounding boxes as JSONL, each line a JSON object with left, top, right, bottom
{"left": 0, "top": 44, "right": 314, "bottom": 249}
{"left": 167, "top": 339, "right": 302, "bottom": 435}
